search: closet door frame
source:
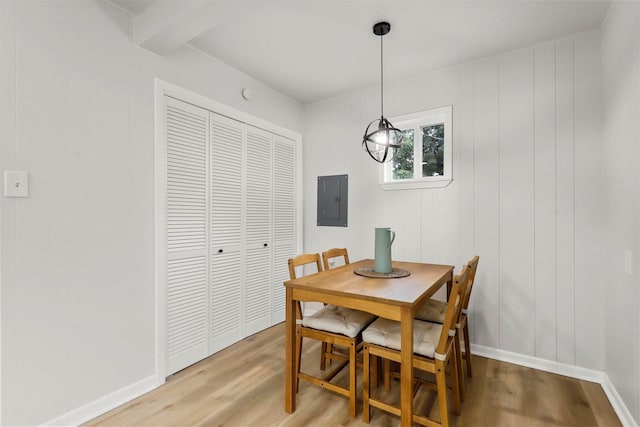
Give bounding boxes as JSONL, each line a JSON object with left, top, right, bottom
{"left": 154, "top": 78, "right": 302, "bottom": 381}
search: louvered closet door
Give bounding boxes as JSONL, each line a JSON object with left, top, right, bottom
{"left": 209, "top": 112, "right": 244, "bottom": 354}
{"left": 165, "top": 97, "right": 209, "bottom": 374}
{"left": 272, "top": 136, "right": 297, "bottom": 323}
{"left": 244, "top": 125, "right": 273, "bottom": 335}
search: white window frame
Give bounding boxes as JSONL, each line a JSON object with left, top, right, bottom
{"left": 379, "top": 105, "right": 452, "bottom": 190}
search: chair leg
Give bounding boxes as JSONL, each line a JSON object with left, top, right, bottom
{"left": 295, "top": 331, "right": 302, "bottom": 393}
{"left": 320, "top": 342, "right": 328, "bottom": 370}
{"left": 349, "top": 341, "right": 357, "bottom": 417}
{"left": 449, "top": 354, "right": 462, "bottom": 416}
{"left": 463, "top": 324, "right": 473, "bottom": 377}
{"left": 327, "top": 343, "right": 333, "bottom": 365}
{"left": 384, "top": 359, "right": 391, "bottom": 392}
{"left": 454, "top": 332, "right": 465, "bottom": 402}
{"left": 371, "top": 355, "right": 378, "bottom": 389}
{"left": 363, "top": 344, "right": 371, "bottom": 423}
{"left": 435, "top": 360, "right": 450, "bottom": 427}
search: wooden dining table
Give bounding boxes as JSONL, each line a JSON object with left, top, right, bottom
{"left": 284, "top": 259, "right": 454, "bottom": 427}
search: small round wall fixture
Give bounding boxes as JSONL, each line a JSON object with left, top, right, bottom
{"left": 362, "top": 21, "right": 403, "bottom": 164}
{"left": 242, "top": 87, "right": 253, "bottom": 101}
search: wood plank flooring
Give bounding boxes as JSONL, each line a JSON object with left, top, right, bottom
{"left": 86, "top": 323, "right": 621, "bottom": 426}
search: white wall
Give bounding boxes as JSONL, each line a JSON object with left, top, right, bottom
{"left": 303, "top": 30, "right": 604, "bottom": 370}
{"left": 602, "top": 2, "right": 640, "bottom": 423}
{"left": 0, "top": 0, "right": 303, "bottom": 425}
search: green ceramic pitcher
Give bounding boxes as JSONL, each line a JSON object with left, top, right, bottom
{"left": 374, "top": 227, "right": 396, "bottom": 273}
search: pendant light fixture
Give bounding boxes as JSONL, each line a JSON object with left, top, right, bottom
{"left": 362, "top": 21, "right": 403, "bottom": 163}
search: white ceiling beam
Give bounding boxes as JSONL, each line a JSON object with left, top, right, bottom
{"left": 134, "top": 0, "right": 245, "bottom": 56}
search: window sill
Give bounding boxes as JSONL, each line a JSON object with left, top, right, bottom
{"left": 378, "top": 177, "right": 453, "bottom": 191}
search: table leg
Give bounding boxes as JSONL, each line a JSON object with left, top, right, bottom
{"left": 285, "top": 288, "right": 296, "bottom": 413}
{"left": 400, "top": 308, "right": 413, "bottom": 427}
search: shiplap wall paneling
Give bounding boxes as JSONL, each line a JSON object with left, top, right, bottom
{"left": 244, "top": 126, "right": 274, "bottom": 336}
{"left": 374, "top": 191, "right": 394, "bottom": 259}
{"left": 385, "top": 191, "right": 421, "bottom": 264}
{"left": 272, "top": 136, "right": 297, "bottom": 323}
{"left": 209, "top": 112, "right": 244, "bottom": 354}
{"left": 165, "top": 98, "right": 210, "bottom": 374}
{"left": 473, "top": 59, "right": 501, "bottom": 349}
{"left": 459, "top": 65, "right": 476, "bottom": 340}
{"left": 432, "top": 70, "right": 462, "bottom": 268}
{"left": 533, "top": 43, "right": 558, "bottom": 361}
{"left": 555, "top": 39, "right": 576, "bottom": 366}
{"left": 460, "top": 66, "right": 476, "bottom": 276}
{"left": 399, "top": 192, "right": 422, "bottom": 264}
{"left": 357, "top": 186, "right": 377, "bottom": 267}
{"left": 499, "top": 51, "right": 536, "bottom": 356}
{"left": 601, "top": 4, "right": 640, "bottom": 418}
{"left": 411, "top": 75, "right": 436, "bottom": 265}
{"left": 418, "top": 187, "right": 435, "bottom": 263}
{"left": 573, "top": 33, "right": 604, "bottom": 370}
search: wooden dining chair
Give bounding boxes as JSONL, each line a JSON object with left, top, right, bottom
{"left": 361, "top": 264, "right": 470, "bottom": 427}
{"left": 321, "top": 247, "right": 350, "bottom": 270}
{"left": 415, "top": 256, "right": 480, "bottom": 378}
{"left": 320, "top": 247, "right": 351, "bottom": 368}
{"left": 288, "top": 253, "right": 376, "bottom": 417}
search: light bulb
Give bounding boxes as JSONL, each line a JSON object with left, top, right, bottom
{"left": 374, "top": 131, "right": 389, "bottom": 145}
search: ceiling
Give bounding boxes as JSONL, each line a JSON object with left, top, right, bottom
{"left": 109, "top": 0, "right": 611, "bottom": 104}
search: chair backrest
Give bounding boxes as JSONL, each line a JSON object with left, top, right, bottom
{"left": 288, "top": 253, "right": 323, "bottom": 320}
{"left": 435, "top": 264, "right": 470, "bottom": 356}
{"left": 462, "top": 256, "right": 480, "bottom": 310}
{"left": 321, "top": 248, "right": 350, "bottom": 270}
{"left": 288, "top": 253, "right": 323, "bottom": 280}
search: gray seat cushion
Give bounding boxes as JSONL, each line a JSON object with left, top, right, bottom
{"left": 362, "top": 317, "right": 443, "bottom": 358}
{"left": 302, "top": 304, "right": 376, "bottom": 338}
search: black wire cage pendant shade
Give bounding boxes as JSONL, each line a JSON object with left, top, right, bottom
{"left": 362, "top": 21, "right": 403, "bottom": 163}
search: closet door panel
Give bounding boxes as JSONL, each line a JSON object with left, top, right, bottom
{"left": 165, "top": 97, "right": 209, "bottom": 374}
{"left": 210, "top": 112, "right": 244, "bottom": 352}
{"left": 244, "top": 126, "right": 273, "bottom": 335}
{"left": 210, "top": 112, "right": 244, "bottom": 251}
{"left": 244, "top": 247, "right": 272, "bottom": 335}
{"left": 245, "top": 127, "right": 272, "bottom": 249}
{"left": 167, "top": 255, "right": 207, "bottom": 373}
{"left": 272, "top": 136, "right": 297, "bottom": 323}
{"left": 210, "top": 252, "right": 242, "bottom": 353}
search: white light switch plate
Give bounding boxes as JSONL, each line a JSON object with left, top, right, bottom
{"left": 4, "top": 170, "right": 29, "bottom": 197}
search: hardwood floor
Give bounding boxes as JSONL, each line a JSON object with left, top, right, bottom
{"left": 86, "top": 323, "right": 621, "bottom": 426}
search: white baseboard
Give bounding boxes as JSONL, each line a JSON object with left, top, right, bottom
{"left": 471, "top": 344, "right": 638, "bottom": 427}
{"left": 41, "top": 375, "right": 162, "bottom": 426}
{"left": 471, "top": 344, "right": 604, "bottom": 382}
{"left": 600, "top": 374, "right": 638, "bottom": 427}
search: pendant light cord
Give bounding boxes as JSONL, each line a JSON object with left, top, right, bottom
{"left": 380, "top": 32, "right": 384, "bottom": 118}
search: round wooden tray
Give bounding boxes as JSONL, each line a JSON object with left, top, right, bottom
{"left": 354, "top": 267, "right": 411, "bottom": 279}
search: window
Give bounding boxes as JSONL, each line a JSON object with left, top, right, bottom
{"left": 379, "top": 105, "right": 452, "bottom": 190}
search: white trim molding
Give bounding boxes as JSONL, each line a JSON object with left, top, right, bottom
{"left": 40, "top": 375, "right": 160, "bottom": 427}
{"left": 600, "top": 375, "right": 639, "bottom": 427}
{"left": 472, "top": 344, "right": 638, "bottom": 427}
